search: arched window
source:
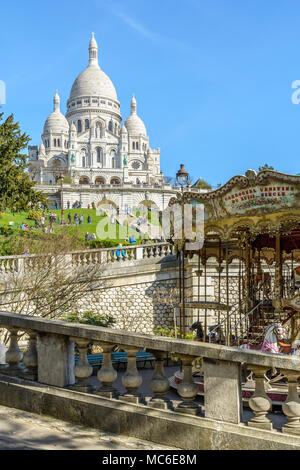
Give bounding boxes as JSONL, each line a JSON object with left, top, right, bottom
{"left": 78, "top": 120, "right": 82, "bottom": 133}
{"left": 96, "top": 122, "right": 102, "bottom": 138}
{"left": 111, "top": 149, "right": 120, "bottom": 169}
{"left": 136, "top": 141, "right": 139, "bottom": 150}
{"left": 57, "top": 139, "right": 61, "bottom": 147}
{"left": 79, "top": 176, "right": 89, "bottom": 185}
{"left": 96, "top": 147, "right": 103, "bottom": 164}
{"left": 132, "top": 142, "right": 135, "bottom": 150}
{"left": 54, "top": 138, "right": 57, "bottom": 147}
{"left": 95, "top": 176, "right": 105, "bottom": 185}
{"left": 114, "top": 123, "right": 117, "bottom": 134}
{"left": 81, "top": 148, "right": 86, "bottom": 168}
{"left": 110, "top": 177, "right": 120, "bottom": 185}
{"left": 85, "top": 119, "right": 90, "bottom": 130}
{"left": 108, "top": 120, "right": 113, "bottom": 132}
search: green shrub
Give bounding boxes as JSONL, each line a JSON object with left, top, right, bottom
{"left": 153, "top": 325, "right": 194, "bottom": 341}
{"left": 63, "top": 311, "right": 115, "bottom": 328}
{"left": 27, "top": 210, "right": 42, "bottom": 221}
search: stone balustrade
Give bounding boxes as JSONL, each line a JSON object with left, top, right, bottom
{"left": 0, "top": 310, "right": 300, "bottom": 444}
{"left": 0, "top": 242, "right": 174, "bottom": 274}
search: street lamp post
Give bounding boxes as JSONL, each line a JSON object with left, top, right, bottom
{"left": 175, "top": 164, "right": 190, "bottom": 338}
{"left": 54, "top": 172, "right": 65, "bottom": 225}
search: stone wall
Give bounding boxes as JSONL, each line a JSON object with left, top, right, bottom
{"left": 78, "top": 278, "right": 177, "bottom": 334}
{"left": 0, "top": 253, "right": 244, "bottom": 335}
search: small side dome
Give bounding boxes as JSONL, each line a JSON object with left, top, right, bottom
{"left": 70, "top": 121, "right": 77, "bottom": 132}
{"left": 43, "top": 91, "right": 69, "bottom": 134}
{"left": 124, "top": 94, "right": 147, "bottom": 137}
{"left": 39, "top": 142, "right": 46, "bottom": 155}
{"left": 121, "top": 124, "right": 128, "bottom": 135}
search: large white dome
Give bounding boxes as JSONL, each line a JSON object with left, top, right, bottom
{"left": 69, "top": 65, "right": 118, "bottom": 101}
{"left": 69, "top": 34, "right": 118, "bottom": 102}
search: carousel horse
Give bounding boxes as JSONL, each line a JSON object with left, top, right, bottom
{"left": 260, "top": 323, "right": 287, "bottom": 354}
{"left": 240, "top": 322, "right": 287, "bottom": 353}
{"left": 240, "top": 323, "right": 289, "bottom": 385}
{"left": 190, "top": 321, "right": 204, "bottom": 342}
{"left": 190, "top": 321, "right": 224, "bottom": 343}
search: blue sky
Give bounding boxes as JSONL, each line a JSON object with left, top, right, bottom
{"left": 1, "top": 0, "right": 300, "bottom": 186}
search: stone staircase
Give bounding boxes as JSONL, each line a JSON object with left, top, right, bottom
{"left": 246, "top": 299, "right": 288, "bottom": 346}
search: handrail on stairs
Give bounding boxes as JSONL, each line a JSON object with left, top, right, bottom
{"left": 208, "top": 276, "right": 272, "bottom": 342}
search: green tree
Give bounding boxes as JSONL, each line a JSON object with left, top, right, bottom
{"left": 192, "top": 177, "right": 212, "bottom": 190}
{"left": 258, "top": 164, "right": 275, "bottom": 172}
{"left": 0, "top": 113, "right": 48, "bottom": 212}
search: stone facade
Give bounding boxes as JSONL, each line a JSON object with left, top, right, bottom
{"left": 28, "top": 34, "right": 164, "bottom": 188}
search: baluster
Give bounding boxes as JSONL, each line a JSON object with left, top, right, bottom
{"left": 148, "top": 350, "right": 173, "bottom": 410}
{"left": 21, "top": 330, "right": 38, "bottom": 381}
{"left": 94, "top": 343, "right": 119, "bottom": 399}
{"left": 119, "top": 346, "right": 144, "bottom": 404}
{"left": 247, "top": 365, "right": 273, "bottom": 430}
{"left": 175, "top": 355, "right": 200, "bottom": 416}
{"left": 2, "top": 328, "right": 24, "bottom": 376}
{"left": 282, "top": 370, "right": 300, "bottom": 435}
{"left": 69, "top": 337, "right": 93, "bottom": 393}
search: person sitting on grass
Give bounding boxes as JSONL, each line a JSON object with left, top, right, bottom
{"left": 129, "top": 235, "right": 136, "bottom": 244}
{"left": 85, "top": 232, "right": 91, "bottom": 242}
{"left": 90, "top": 233, "right": 97, "bottom": 240}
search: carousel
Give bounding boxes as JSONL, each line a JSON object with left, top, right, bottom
{"left": 168, "top": 166, "right": 300, "bottom": 405}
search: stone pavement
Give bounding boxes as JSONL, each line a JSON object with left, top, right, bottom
{"left": 0, "top": 405, "right": 178, "bottom": 450}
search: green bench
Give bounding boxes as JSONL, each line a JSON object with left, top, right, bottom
{"left": 74, "top": 350, "right": 155, "bottom": 371}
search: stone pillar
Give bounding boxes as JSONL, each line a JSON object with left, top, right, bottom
{"left": 69, "top": 337, "right": 93, "bottom": 393}
{"left": 203, "top": 358, "right": 242, "bottom": 424}
{"left": 37, "top": 333, "right": 74, "bottom": 387}
{"left": 94, "top": 343, "right": 119, "bottom": 399}
{"left": 119, "top": 346, "right": 144, "bottom": 404}
{"left": 282, "top": 370, "right": 300, "bottom": 435}
{"left": 247, "top": 365, "right": 273, "bottom": 430}
{"left": 136, "top": 247, "right": 144, "bottom": 260}
{"left": 175, "top": 355, "right": 200, "bottom": 416}
{"left": 148, "top": 350, "right": 173, "bottom": 410}
{"left": 21, "top": 330, "right": 38, "bottom": 381}
{"left": 1, "top": 328, "right": 24, "bottom": 376}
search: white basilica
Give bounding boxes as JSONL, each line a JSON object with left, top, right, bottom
{"left": 28, "top": 34, "right": 163, "bottom": 187}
